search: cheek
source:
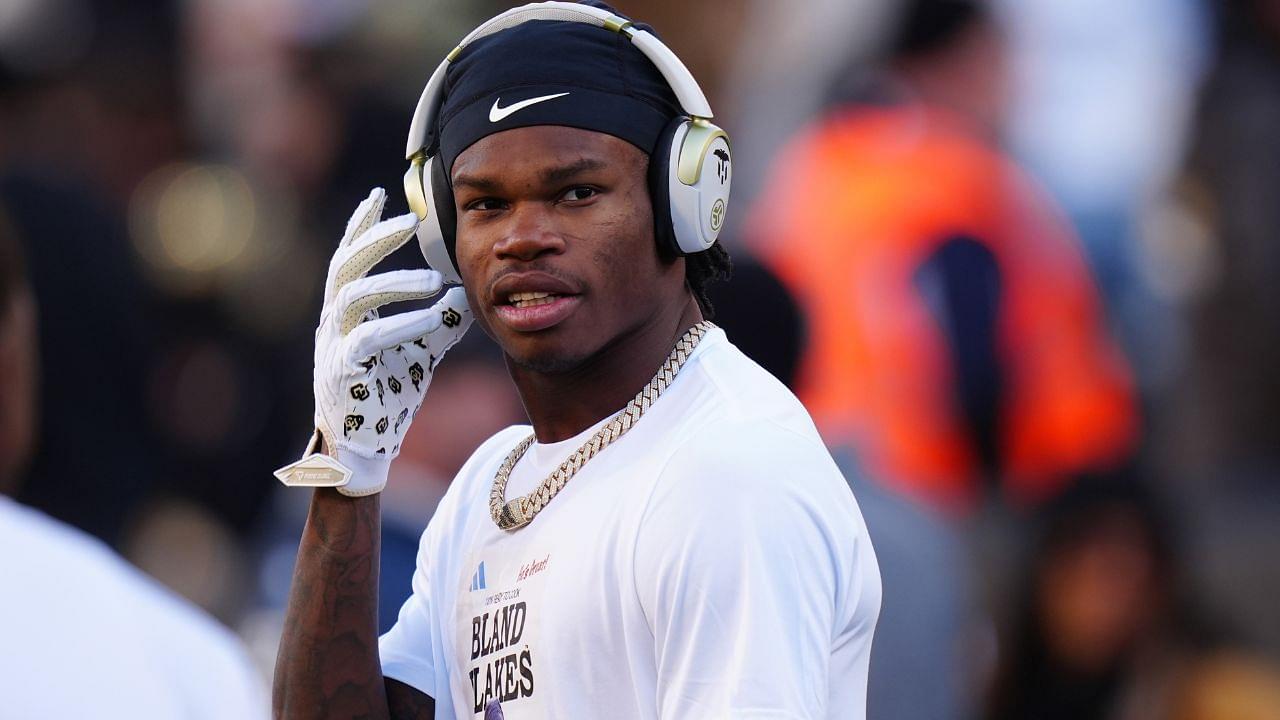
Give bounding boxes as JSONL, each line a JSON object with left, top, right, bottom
{"left": 590, "top": 195, "right": 664, "bottom": 298}
{"left": 451, "top": 233, "right": 495, "bottom": 332}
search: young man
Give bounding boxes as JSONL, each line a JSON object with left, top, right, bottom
{"left": 273, "top": 5, "right": 879, "bottom": 719}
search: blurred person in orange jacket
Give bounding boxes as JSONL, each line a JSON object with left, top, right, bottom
{"left": 0, "top": 212, "right": 269, "bottom": 718}
{"left": 749, "top": 0, "right": 1138, "bottom": 514}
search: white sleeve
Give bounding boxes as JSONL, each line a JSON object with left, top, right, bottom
{"left": 633, "top": 423, "right": 877, "bottom": 720}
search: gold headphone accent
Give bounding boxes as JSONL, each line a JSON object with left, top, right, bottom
{"left": 676, "top": 118, "right": 729, "bottom": 186}
{"left": 404, "top": 152, "right": 429, "bottom": 220}
{"left": 603, "top": 15, "right": 634, "bottom": 33}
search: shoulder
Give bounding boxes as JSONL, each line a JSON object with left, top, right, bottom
{"left": 0, "top": 499, "right": 265, "bottom": 714}
{"left": 642, "top": 333, "right": 868, "bottom": 536}
{"left": 679, "top": 328, "right": 818, "bottom": 430}
{"left": 666, "top": 330, "right": 842, "bottom": 495}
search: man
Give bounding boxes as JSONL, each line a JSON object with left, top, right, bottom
{"left": 273, "top": 4, "right": 880, "bottom": 719}
{"left": 0, "top": 212, "right": 268, "bottom": 718}
{"left": 748, "top": 0, "right": 1136, "bottom": 514}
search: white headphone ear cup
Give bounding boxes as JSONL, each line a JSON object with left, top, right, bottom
{"left": 415, "top": 157, "right": 462, "bottom": 285}
{"left": 667, "top": 125, "right": 732, "bottom": 254}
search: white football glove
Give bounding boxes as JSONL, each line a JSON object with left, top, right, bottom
{"left": 274, "top": 188, "right": 472, "bottom": 497}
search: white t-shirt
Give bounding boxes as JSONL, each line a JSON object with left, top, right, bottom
{"left": 0, "top": 496, "right": 268, "bottom": 719}
{"left": 381, "top": 328, "right": 881, "bottom": 720}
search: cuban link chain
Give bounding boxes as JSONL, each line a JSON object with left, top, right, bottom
{"left": 490, "top": 321, "right": 713, "bottom": 530}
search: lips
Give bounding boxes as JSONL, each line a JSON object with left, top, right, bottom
{"left": 490, "top": 272, "right": 582, "bottom": 333}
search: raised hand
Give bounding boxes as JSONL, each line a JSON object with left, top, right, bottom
{"left": 275, "top": 188, "right": 472, "bottom": 497}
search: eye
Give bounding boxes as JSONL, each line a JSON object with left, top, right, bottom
{"left": 557, "top": 186, "right": 599, "bottom": 203}
{"left": 464, "top": 197, "right": 507, "bottom": 213}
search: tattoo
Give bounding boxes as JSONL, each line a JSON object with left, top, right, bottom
{"left": 274, "top": 490, "right": 390, "bottom": 719}
{"left": 385, "top": 678, "right": 436, "bottom": 720}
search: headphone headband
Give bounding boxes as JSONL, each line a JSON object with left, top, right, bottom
{"left": 404, "top": 1, "right": 713, "bottom": 160}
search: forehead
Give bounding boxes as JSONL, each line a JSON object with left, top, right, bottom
{"left": 450, "top": 125, "right": 645, "bottom": 183}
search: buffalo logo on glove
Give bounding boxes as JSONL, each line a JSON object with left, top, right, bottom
{"left": 395, "top": 408, "right": 409, "bottom": 433}
{"left": 343, "top": 414, "right": 364, "bottom": 436}
{"left": 442, "top": 308, "right": 463, "bottom": 328}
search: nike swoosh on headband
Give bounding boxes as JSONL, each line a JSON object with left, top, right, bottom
{"left": 488, "top": 92, "right": 571, "bottom": 123}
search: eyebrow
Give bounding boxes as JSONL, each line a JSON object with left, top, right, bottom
{"left": 451, "top": 157, "right": 609, "bottom": 193}
{"left": 539, "top": 157, "right": 607, "bottom": 186}
{"left": 450, "top": 173, "right": 502, "bottom": 193}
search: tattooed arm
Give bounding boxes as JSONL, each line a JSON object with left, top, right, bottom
{"left": 272, "top": 489, "right": 436, "bottom": 719}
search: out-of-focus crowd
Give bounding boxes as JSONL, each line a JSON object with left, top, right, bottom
{"left": 2, "top": 0, "right": 1279, "bottom": 717}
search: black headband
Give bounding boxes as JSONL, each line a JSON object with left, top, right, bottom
{"left": 435, "top": 12, "right": 682, "bottom": 176}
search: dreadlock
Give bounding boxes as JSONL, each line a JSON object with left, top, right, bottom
{"left": 686, "top": 241, "right": 733, "bottom": 319}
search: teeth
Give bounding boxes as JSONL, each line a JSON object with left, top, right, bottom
{"left": 508, "top": 291, "right": 559, "bottom": 308}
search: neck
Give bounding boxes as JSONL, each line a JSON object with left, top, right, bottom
{"left": 508, "top": 297, "right": 703, "bottom": 443}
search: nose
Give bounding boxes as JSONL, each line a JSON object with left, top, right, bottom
{"left": 493, "top": 202, "right": 565, "bottom": 263}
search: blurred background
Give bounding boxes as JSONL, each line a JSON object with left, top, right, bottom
{"left": 2, "top": 0, "right": 1279, "bottom": 717}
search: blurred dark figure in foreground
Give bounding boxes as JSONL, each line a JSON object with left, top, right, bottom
{"left": 1165, "top": 0, "right": 1280, "bottom": 482}
{"left": 748, "top": 0, "right": 1138, "bottom": 516}
{"left": 1153, "top": 0, "right": 1280, "bottom": 657}
{"left": 987, "top": 478, "right": 1280, "bottom": 720}
{"left": 0, "top": 21, "right": 167, "bottom": 546}
{"left": 0, "top": 216, "right": 268, "bottom": 718}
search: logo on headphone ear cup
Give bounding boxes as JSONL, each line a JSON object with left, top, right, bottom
{"left": 665, "top": 121, "right": 731, "bottom": 254}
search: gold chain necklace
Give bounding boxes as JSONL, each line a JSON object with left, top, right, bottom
{"left": 490, "top": 322, "right": 713, "bottom": 530}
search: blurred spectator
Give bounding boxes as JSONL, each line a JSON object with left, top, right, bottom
{"left": 1163, "top": 0, "right": 1280, "bottom": 493}
{"left": 0, "top": 4, "right": 170, "bottom": 544}
{"left": 1151, "top": 0, "right": 1280, "bottom": 658}
{"left": 748, "top": 0, "right": 1138, "bottom": 515}
{"left": 998, "top": 0, "right": 1208, "bottom": 333}
{"left": 986, "top": 476, "right": 1280, "bottom": 720}
{"left": 0, "top": 209, "right": 269, "bottom": 719}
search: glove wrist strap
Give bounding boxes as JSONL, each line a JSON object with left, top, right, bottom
{"left": 272, "top": 430, "right": 389, "bottom": 497}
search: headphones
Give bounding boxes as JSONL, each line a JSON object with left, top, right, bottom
{"left": 402, "top": 1, "right": 732, "bottom": 285}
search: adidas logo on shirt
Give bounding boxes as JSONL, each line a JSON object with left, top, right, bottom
{"left": 469, "top": 562, "right": 487, "bottom": 592}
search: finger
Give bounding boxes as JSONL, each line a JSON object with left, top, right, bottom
{"left": 345, "top": 307, "right": 442, "bottom": 363}
{"left": 405, "top": 287, "right": 473, "bottom": 363}
{"left": 325, "top": 189, "right": 388, "bottom": 302}
{"left": 336, "top": 269, "right": 444, "bottom": 336}
{"left": 327, "top": 213, "right": 420, "bottom": 297}
{"left": 340, "top": 188, "right": 386, "bottom": 249}
{"left": 346, "top": 288, "right": 472, "bottom": 370}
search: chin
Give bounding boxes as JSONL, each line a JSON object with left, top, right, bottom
{"left": 504, "top": 342, "right": 591, "bottom": 374}
{"left": 497, "top": 325, "right": 603, "bottom": 375}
